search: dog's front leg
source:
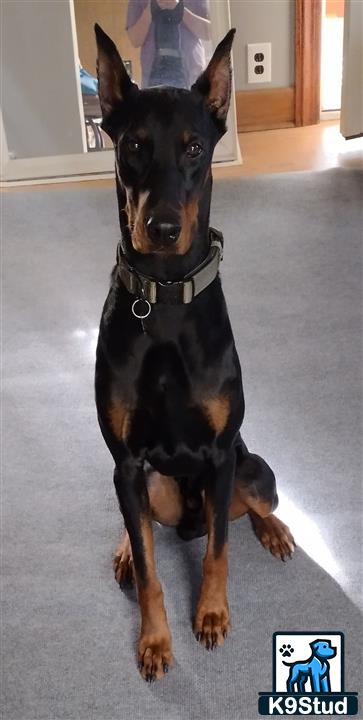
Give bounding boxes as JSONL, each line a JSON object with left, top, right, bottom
{"left": 194, "top": 452, "right": 236, "bottom": 649}
{"left": 113, "top": 462, "right": 173, "bottom": 681}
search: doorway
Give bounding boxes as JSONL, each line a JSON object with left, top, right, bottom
{"left": 321, "top": 0, "right": 345, "bottom": 114}
{"left": 73, "top": 0, "right": 214, "bottom": 153}
{"left": 1, "top": 0, "right": 240, "bottom": 184}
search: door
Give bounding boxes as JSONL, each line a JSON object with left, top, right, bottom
{"left": 1, "top": 0, "right": 240, "bottom": 184}
{"left": 340, "top": 0, "right": 363, "bottom": 138}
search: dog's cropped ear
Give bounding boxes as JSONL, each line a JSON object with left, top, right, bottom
{"left": 191, "top": 29, "right": 235, "bottom": 126}
{"left": 94, "top": 23, "right": 137, "bottom": 118}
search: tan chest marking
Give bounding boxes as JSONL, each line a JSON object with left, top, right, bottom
{"left": 201, "top": 395, "right": 230, "bottom": 435}
{"left": 108, "top": 402, "right": 131, "bottom": 442}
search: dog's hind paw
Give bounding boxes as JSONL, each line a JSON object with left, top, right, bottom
{"left": 113, "top": 531, "right": 134, "bottom": 586}
{"left": 250, "top": 512, "right": 296, "bottom": 561}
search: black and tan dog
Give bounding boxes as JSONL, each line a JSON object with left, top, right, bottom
{"left": 94, "top": 24, "right": 295, "bottom": 682}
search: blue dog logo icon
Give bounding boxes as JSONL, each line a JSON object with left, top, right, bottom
{"left": 258, "top": 631, "right": 359, "bottom": 715}
{"left": 283, "top": 638, "right": 336, "bottom": 693}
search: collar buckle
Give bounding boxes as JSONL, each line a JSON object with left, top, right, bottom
{"left": 143, "top": 278, "right": 157, "bottom": 304}
{"left": 182, "top": 279, "right": 194, "bottom": 304}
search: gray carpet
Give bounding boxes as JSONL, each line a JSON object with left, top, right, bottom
{"left": 2, "top": 168, "right": 362, "bottom": 720}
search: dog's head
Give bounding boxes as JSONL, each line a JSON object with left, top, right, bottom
{"left": 310, "top": 640, "right": 337, "bottom": 659}
{"left": 94, "top": 23, "right": 235, "bottom": 256}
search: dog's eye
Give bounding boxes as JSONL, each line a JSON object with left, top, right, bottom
{"left": 126, "top": 139, "right": 142, "bottom": 153}
{"left": 186, "top": 142, "right": 203, "bottom": 158}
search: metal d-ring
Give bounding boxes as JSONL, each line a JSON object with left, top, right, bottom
{"left": 132, "top": 297, "right": 151, "bottom": 319}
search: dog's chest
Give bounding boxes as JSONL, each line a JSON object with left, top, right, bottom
{"left": 136, "top": 341, "right": 227, "bottom": 433}
{"left": 110, "top": 340, "right": 231, "bottom": 472}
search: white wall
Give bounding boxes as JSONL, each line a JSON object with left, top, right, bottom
{"left": 230, "top": 0, "right": 295, "bottom": 91}
{"left": 2, "top": 0, "right": 85, "bottom": 159}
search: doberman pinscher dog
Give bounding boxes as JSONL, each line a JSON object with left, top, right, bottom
{"left": 94, "top": 24, "right": 295, "bottom": 682}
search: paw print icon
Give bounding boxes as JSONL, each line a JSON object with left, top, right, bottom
{"left": 279, "top": 643, "right": 294, "bottom": 658}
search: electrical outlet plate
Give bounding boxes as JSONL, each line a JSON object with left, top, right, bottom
{"left": 247, "top": 42, "right": 272, "bottom": 84}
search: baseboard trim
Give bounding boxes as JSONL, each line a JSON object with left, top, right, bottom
{"left": 236, "top": 87, "right": 295, "bottom": 132}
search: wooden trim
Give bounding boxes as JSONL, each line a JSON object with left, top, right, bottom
{"left": 295, "top": 0, "right": 322, "bottom": 126}
{"left": 235, "top": 87, "right": 295, "bottom": 132}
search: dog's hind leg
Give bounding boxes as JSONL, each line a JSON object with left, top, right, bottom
{"left": 114, "top": 529, "right": 135, "bottom": 586}
{"left": 148, "top": 469, "right": 205, "bottom": 542}
{"left": 148, "top": 470, "right": 183, "bottom": 526}
{"left": 230, "top": 437, "right": 295, "bottom": 560}
{"left": 114, "top": 470, "right": 183, "bottom": 586}
{"left": 286, "top": 677, "right": 295, "bottom": 693}
{"left": 298, "top": 678, "right": 307, "bottom": 693}
{"left": 249, "top": 512, "right": 295, "bottom": 561}
{"left": 287, "top": 665, "right": 302, "bottom": 693}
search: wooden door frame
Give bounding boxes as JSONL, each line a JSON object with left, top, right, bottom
{"left": 295, "top": 0, "right": 322, "bottom": 126}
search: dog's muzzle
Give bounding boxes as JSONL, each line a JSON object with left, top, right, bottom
{"left": 146, "top": 217, "right": 181, "bottom": 247}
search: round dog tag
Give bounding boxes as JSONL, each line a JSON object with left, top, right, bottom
{"left": 132, "top": 298, "right": 151, "bottom": 319}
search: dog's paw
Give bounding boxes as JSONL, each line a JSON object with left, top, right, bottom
{"left": 138, "top": 634, "right": 173, "bottom": 682}
{"left": 194, "top": 602, "right": 230, "bottom": 650}
{"left": 113, "top": 533, "right": 134, "bottom": 586}
{"left": 251, "top": 513, "right": 296, "bottom": 561}
{"left": 279, "top": 643, "right": 294, "bottom": 657}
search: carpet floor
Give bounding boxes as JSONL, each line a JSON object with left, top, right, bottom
{"left": 2, "top": 168, "right": 362, "bottom": 719}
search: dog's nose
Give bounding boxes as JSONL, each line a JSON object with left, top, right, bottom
{"left": 146, "top": 218, "right": 181, "bottom": 246}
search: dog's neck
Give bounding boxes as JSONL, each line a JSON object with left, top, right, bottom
{"left": 115, "top": 174, "right": 213, "bottom": 283}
